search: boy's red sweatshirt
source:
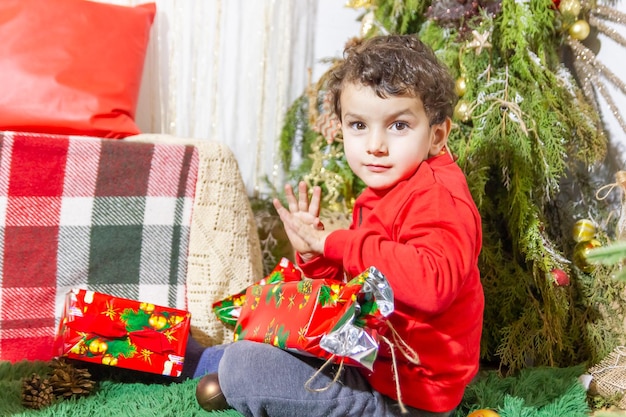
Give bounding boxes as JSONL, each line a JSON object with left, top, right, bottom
{"left": 297, "top": 151, "right": 483, "bottom": 413}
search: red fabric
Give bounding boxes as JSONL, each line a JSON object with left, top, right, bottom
{"left": 298, "top": 151, "right": 484, "bottom": 413}
{"left": 0, "top": 131, "right": 198, "bottom": 363}
{"left": 0, "top": 0, "right": 156, "bottom": 138}
{"left": 1, "top": 135, "right": 68, "bottom": 360}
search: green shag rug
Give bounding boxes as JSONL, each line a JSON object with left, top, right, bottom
{"left": 0, "top": 360, "right": 591, "bottom": 417}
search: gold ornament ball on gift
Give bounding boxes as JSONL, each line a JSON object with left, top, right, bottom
{"left": 168, "top": 314, "right": 184, "bottom": 326}
{"left": 454, "top": 100, "right": 472, "bottom": 122}
{"left": 140, "top": 302, "right": 155, "bottom": 313}
{"left": 572, "top": 219, "right": 596, "bottom": 242}
{"left": 149, "top": 314, "right": 168, "bottom": 330}
{"left": 88, "top": 339, "right": 108, "bottom": 355}
{"left": 569, "top": 20, "right": 590, "bottom": 40}
{"left": 468, "top": 410, "right": 501, "bottom": 417}
{"left": 102, "top": 354, "right": 118, "bottom": 366}
{"left": 573, "top": 239, "right": 601, "bottom": 272}
{"left": 559, "top": 0, "right": 582, "bottom": 17}
{"left": 455, "top": 76, "right": 467, "bottom": 97}
{"left": 70, "top": 341, "right": 87, "bottom": 355}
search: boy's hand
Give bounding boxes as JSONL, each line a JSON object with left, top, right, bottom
{"left": 273, "top": 182, "right": 330, "bottom": 260}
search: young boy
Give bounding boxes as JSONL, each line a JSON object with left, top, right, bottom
{"left": 196, "top": 34, "right": 483, "bottom": 417}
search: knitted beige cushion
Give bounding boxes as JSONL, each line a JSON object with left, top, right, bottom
{"left": 126, "top": 134, "right": 264, "bottom": 345}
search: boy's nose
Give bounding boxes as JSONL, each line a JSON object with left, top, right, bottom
{"left": 367, "top": 133, "right": 388, "bottom": 155}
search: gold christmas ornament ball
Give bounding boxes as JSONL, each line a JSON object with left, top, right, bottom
{"left": 148, "top": 313, "right": 168, "bottom": 330}
{"left": 101, "top": 354, "right": 118, "bottom": 366}
{"left": 140, "top": 302, "right": 155, "bottom": 313}
{"left": 88, "top": 339, "right": 108, "bottom": 355}
{"left": 573, "top": 239, "right": 601, "bottom": 272}
{"left": 569, "top": 20, "right": 590, "bottom": 40}
{"left": 70, "top": 341, "right": 87, "bottom": 355}
{"left": 467, "top": 409, "right": 501, "bottom": 417}
{"left": 455, "top": 76, "right": 467, "bottom": 97}
{"left": 454, "top": 100, "right": 472, "bottom": 122}
{"left": 572, "top": 219, "right": 596, "bottom": 242}
{"left": 196, "top": 373, "right": 229, "bottom": 412}
{"left": 168, "top": 314, "right": 184, "bottom": 326}
{"left": 558, "top": 0, "right": 582, "bottom": 17}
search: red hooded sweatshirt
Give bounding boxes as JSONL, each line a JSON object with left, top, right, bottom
{"left": 297, "top": 150, "right": 483, "bottom": 413}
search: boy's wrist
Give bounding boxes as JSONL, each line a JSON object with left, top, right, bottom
{"left": 298, "top": 252, "right": 320, "bottom": 264}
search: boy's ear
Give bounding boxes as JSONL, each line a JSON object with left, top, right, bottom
{"left": 429, "top": 118, "right": 451, "bottom": 156}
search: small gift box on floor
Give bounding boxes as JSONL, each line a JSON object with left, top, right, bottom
{"left": 54, "top": 289, "right": 191, "bottom": 377}
{"left": 214, "top": 258, "right": 395, "bottom": 369}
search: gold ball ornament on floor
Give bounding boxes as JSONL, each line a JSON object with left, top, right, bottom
{"left": 196, "top": 373, "right": 229, "bottom": 412}
{"left": 467, "top": 409, "right": 501, "bottom": 417}
{"left": 568, "top": 19, "right": 590, "bottom": 40}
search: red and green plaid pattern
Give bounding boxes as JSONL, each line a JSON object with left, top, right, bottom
{"left": 0, "top": 131, "right": 198, "bottom": 362}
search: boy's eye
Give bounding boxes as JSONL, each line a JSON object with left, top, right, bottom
{"left": 350, "top": 121, "right": 366, "bottom": 130}
{"left": 391, "top": 122, "right": 408, "bottom": 131}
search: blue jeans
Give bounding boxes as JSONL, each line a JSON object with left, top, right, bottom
{"left": 196, "top": 340, "right": 455, "bottom": 417}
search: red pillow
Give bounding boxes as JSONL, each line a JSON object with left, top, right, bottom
{"left": 0, "top": 0, "right": 156, "bottom": 139}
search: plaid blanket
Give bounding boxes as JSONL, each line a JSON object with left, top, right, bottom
{"left": 0, "top": 131, "right": 198, "bottom": 362}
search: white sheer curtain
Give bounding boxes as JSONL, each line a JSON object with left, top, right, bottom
{"left": 102, "top": 0, "right": 318, "bottom": 196}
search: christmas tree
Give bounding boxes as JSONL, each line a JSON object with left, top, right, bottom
{"left": 279, "top": 0, "right": 626, "bottom": 374}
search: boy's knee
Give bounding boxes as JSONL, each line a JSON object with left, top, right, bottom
{"left": 218, "top": 341, "right": 266, "bottom": 392}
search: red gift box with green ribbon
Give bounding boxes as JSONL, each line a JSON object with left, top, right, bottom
{"left": 54, "top": 289, "right": 191, "bottom": 377}
{"left": 212, "top": 257, "right": 303, "bottom": 327}
{"left": 225, "top": 258, "right": 394, "bottom": 369}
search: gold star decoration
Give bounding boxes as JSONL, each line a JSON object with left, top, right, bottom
{"left": 467, "top": 29, "right": 492, "bottom": 55}
{"left": 164, "top": 329, "right": 178, "bottom": 344}
{"left": 298, "top": 325, "right": 309, "bottom": 345}
{"left": 101, "top": 301, "right": 118, "bottom": 320}
{"left": 288, "top": 294, "right": 297, "bottom": 309}
{"left": 139, "top": 348, "right": 153, "bottom": 364}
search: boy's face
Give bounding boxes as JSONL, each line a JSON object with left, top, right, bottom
{"left": 339, "top": 82, "right": 449, "bottom": 191}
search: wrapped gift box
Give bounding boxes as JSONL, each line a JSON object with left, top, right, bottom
{"left": 213, "top": 257, "right": 303, "bottom": 327}
{"left": 228, "top": 260, "right": 394, "bottom": 369}
{"left": 54, "top": 289, "right": 191, "bottom": 377}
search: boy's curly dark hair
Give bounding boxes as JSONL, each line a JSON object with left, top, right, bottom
{"left": 326, "top": 35, "right": 457, "bottom": 126}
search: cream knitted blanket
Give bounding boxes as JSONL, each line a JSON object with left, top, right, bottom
{"left": 127, "top": 134, "right": 264, "bottom": 345}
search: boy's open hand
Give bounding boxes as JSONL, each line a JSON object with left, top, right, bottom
{"left": 273, "top": 181, "right": 330, "bottom": 261}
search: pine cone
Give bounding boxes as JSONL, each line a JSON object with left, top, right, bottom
{"left": 48, "top": 358, "right": 97, "bottom": 399}
{"left": 21, "top": 373, "right": 55, "bottom": 410}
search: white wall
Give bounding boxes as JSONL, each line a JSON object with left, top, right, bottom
{"left": 312, "top": 0, "right": 361, "bottom": 82}
{"left": 594, "top": 1, "right": 626, "bottom": 156}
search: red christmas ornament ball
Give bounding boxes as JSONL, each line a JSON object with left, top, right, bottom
{"left": 551, "top": 268, "right": 570, "bottom": 287}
